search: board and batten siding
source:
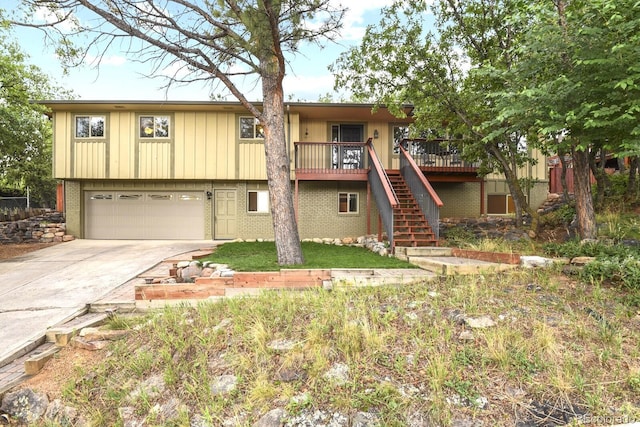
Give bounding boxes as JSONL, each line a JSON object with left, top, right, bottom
{"left": 53, "top": 110, "right": 299, "bottom": 181}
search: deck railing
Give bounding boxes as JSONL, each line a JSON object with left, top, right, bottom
{"left": 294, "top": 141, "right": 369, "bottom": 179}
{"left": 367, "top": 139, "right": 398, "bottom": 250}
{"left": 399, "top": 144, "right": 443, "bottom": 239}
{"left": 400, "top": 138, "right": 479, "bottom": 171}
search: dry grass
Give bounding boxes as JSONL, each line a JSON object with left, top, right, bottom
{"left": 15, "top": 268, "right": 640, "bottom": 426}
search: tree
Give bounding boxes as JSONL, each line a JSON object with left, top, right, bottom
{"left": 500, "top": 0, "right": 640, "bottom": 238}
{"left": 0, "top": 31, "right": 63, "bottom": 207}
{"left": 332, "top": 0, "right": 541, "bottom": 231}
{"left": 12, "top": 0, "right": 346, "bottom": 265}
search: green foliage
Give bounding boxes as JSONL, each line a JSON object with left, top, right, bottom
{"left": 542, "top": 240, "right": 639, "bottom": 259}
{"left": 543, "top": 237, "right": 640, "bottom": 290}
{"left": 331, "top": 0, "right": 540, "bottom": 223}
{"left": 204, "top": 241, "right": 417, "bottom": 271}
{"left": 0, "top": 33, "right": 69, "bottom": 206}
{"left": 581, "top": 257, "right": 640, "bottom": 290}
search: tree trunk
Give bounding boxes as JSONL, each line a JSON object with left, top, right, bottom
{"left": 626, "top": 156, "right": 639, "bottom": 202}
{"left": 488, "top": 144, "right": 540, "bottom": 234}
{"left": 261, "top": 63, "right": 304, "bottom": 265}
{"left": 559, "top": 151, "right": 570, "bottom": 202}
{"left": 589, "top": 146, "right": 609, "bottom": 210}
{"left": 572, "top": 147, "right": 597, "bottom": 239}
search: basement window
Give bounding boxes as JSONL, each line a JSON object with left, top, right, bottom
{"left": 487, "top": 194, "right": 526, "bottom": 215}
{"left": 338, "top": 192, "right": 358, "bottom": 214}
{"left": 248, "top": 190, "right": 269, "bottom": 213}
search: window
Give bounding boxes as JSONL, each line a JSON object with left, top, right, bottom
{"left": 139, "top": 115, "right": 170, "bottom": 139}
{"left": 392, "top": 125, "right": 409, "bottom": 154}
{"left": 239, "top": 116, "right": 264, "bottom": 140}
{"left": 75, "top": 115, "right": 105, "bottom": 138}
{"left": 338, "top": 193, "right": 358, "bottom": 213}
{"left": 487, "top": 194, "right": 525, "bottom": 214}
{"left": 248, "top": 190, "right": 269, "bottom": 213}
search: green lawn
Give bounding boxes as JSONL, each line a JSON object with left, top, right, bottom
{"left": 202, "top": 241, "right": 418, "bottom": 271}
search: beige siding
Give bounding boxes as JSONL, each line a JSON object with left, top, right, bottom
{"left": 74, "top": 141, "right": 107, "bottom": 178}
{"left": 238, "top": 141, "right": 267, "bottom": 179}
{"left": 52, "top": 113, "right": 72, "bottom": 179}
{"left": 110, "top": 112, "right": 136, "bottom": 178}
{"left": 486, "top": 148, "right": 548, "bottom": 181}
{"left": 56, "top": 110, "right": 245, "bottom": 180}
{"left": 138, "top": 141, "right": 172, "bottom": 179}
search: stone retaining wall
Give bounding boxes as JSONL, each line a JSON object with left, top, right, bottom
{"left": 0, "top": 211, "right": 75, "bottom": 244}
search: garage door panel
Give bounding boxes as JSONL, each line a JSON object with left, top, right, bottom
{"left": 86, "top": 191, "right": 205, "bottom": 239}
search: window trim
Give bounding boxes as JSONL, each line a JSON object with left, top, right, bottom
{"left": 137, "top": 114, "right": 173, "bottom": 141}
{"left": 73, "top": 114, "right": 108, "bottom": 140}
{"left": 239, "top": 116, "right": 265, "bottom": 141}
{"left": 338, "top": 192, "right": 359, "bottom": 214}
{"left": 247, "top": 190, "right": 270, "bottom": 213}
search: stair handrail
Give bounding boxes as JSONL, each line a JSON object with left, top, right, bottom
{"left": 398, "top": 143, "right": 443, "bottom": 239}
{"left": 366, "top": 138, "right": 398, "bottom": 250}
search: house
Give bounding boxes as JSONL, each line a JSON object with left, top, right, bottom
{"left": 45, "top": 101, "right": 549, "bottom": 247}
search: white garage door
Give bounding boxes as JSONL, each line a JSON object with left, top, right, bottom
{"left": 85, "top": 191, "right": 205, "bottom": 239}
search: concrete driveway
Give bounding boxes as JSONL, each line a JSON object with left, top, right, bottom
{"left": 0, "top": 239, "right": 212, "bottom": 366}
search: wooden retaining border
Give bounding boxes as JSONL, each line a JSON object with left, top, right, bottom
{"left": 451, "top": 248, "right": 521, "bottom": 265}
{"left": 135, "top": 269, "right": 331, "bottom": 301}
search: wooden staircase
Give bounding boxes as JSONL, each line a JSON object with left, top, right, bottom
{"left": 387, "top": 171, "right": 438, "bottom": 248}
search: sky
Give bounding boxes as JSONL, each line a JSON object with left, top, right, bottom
{"left": 8, "top": 1, "right": 404, "bottom": 102}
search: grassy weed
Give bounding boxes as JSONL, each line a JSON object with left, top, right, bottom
{"left": 54, "top": 269, "right": 640, "bottom": 426}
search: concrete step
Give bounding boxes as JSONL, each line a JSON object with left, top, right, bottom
{"left": 409, "top": 255, "right": 518, "bottom": 275}
{"left": 395, "top": 246, "right": 453, "bottom": 259}
{"left": 331, "top": 268, "right": 436, "bottom": 287}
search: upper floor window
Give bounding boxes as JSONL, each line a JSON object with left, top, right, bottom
{"left": 239, "top": 116, "right": 264, "bottom": 140}
{"left": 392, "top": 125, "right": 409, "bottom": 154}
{"left": 139, "top": 115, "right": 170, "bottom": 139}
{"left": 75, "top": 115, "right": 105, "bottom": 139}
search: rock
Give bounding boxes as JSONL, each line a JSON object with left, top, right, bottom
{"left": 201, "top": 267, "right": 215, "bottom": 277}
{"left": 253, "top": 408, "right": 287, "bottom": 427}
{"left": 570, "top": 256, "right": 596, "bottom": 266}
{"left": 210, "top": 375, "right": 238, "bottom": 395}
{"left": 275, "top": 368, "right": 306, "bottom": 382}
{"left": 352, "top": 411, "right": 380, "bottom": 426}
{"left": 465, "top": 316, "right": 496, "bottom": 329}
{"left": 0, "top": 388, "right": 49, "bottom": 424}
{"left": 70, "top": 337, "right": 109, "bottom": 350}
{"left": 220, "top": 269, "right": 234, "bottom": 278}
{"left": 156, "top": 397, "right": 185, "bottom": 422}
{"left": 44, "top": 399, "right": 79, "bottom": 425}
{"left": 128, "top": 374, "right": 166, "bottom": 400}
{"left": 323, "top": 362, "right": 350, "bottom": 385}
{"left": 267, "top": 339, "right": 296, "bottom": 352}
{"left": 443, "top": 308, "right": 466, "bottom": 324}
{"left": 212, "top": 318, "right": 232, "bottom": 333}
{"left": 451, "top": 416, "right": 484, "bottom": 427}
{"left": 118, "top": 406, "right": 145, "bottom": 427}
{"left": 458, "top": 330, "right": 475, "bottom": 341}
{"left": 190, "top": 414, "right": 213, "bottom": 427}
{"left": 520, "top": 255, "right": 555, "bottom": 268}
